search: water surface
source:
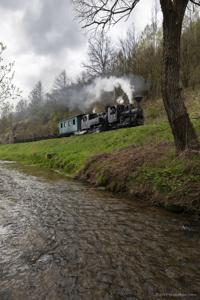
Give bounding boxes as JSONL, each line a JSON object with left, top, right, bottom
{"left": 0, "top": 161, "right": 199, "bottom": 300}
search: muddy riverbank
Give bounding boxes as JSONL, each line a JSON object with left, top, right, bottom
{"left": 77, "top": 143, "right": 200, "bottom": 215}
{"left": 0, "top": 161, "right": 200, "bottom": 300}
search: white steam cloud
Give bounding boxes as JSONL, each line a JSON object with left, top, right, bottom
{"left": 53, "top": 74, "right": 149, "bottom": 112}
{"left": 85, "top": 76, "right": 134, "bottom": 107}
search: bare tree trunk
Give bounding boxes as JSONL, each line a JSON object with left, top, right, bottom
{"left": 160, "top": 0, "right": 199, "bottom": 152}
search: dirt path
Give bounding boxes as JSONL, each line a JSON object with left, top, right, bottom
{"left": 0, "top": 161, "right": 199, "bottom": 300}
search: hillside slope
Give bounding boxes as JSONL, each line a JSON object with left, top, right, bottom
{"left": 0, "top": 122, "right": 173, "bottom": 174}
{"left": 0, "top": 117, "right": 200, "bottom": 214}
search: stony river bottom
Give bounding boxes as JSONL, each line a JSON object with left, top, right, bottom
{"left": 0, "top": 161, "right": 199, "bottom": 300}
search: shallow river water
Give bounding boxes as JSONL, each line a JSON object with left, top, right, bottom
{"left": 0, "top": 161, "right": 199, "bottom": 300}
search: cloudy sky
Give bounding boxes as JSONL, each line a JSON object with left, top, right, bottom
{"left": 0, "top": 0, "right": 159, "bottom": 98}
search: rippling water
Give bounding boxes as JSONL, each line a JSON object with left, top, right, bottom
{"left": 0, "top": 161, "right": 199, "bottom": 300}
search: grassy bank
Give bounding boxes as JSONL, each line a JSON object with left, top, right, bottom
{"left": 0, "top": 122, "right": 173, "bottom": 174}
{"left": 0, "top": 119, "right": 200, "bottom": 214}
{"left": 77, "top": 142, "right": 200, "bottom": 214}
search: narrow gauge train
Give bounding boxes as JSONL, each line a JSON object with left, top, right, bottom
{"left": 58, "top": 95, "right": 144, "bottom": 137}
{"left": 13, "top": 96, "right": 143, "bottom": 143}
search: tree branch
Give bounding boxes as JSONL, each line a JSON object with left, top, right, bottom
{"left": 73, "top": 0, "right": 141, "bottom": 29}
{"left": 190, "top": 0, "right": 200, "bottom": 5}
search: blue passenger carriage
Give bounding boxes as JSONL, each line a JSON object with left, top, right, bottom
{"left": 58, "top": 115, "right": 83, "bottom": 136}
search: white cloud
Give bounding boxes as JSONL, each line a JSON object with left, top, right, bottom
{"left": 0, "top": 0, "right": 157, "bottom": 100}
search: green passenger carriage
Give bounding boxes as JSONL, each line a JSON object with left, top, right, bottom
{"left": 58, "top": 115, "right": 83, "bottom": 136}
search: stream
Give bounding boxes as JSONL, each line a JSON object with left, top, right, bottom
{"left": 0, "top": 161, "right": 199, "bottom": 300}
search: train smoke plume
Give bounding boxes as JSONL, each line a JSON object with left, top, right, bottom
{"left": 55, "top": 74, "right": 148, "bottom": 112}
{"left": 85, "top": 76, "right": 134, "bottom": 106}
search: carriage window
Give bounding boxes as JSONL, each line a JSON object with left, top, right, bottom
{"left": 73, "top": 119, "right": 76, "bottom": 125}
{"left": 60, "top": 123, "right": 63, "bottom": 128}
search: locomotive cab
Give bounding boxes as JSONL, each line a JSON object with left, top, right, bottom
{"left": 107, "top": 105, "right": 125, "bottom": 124}
{"left": 81, "top": 112, "right": 107, "bottom": 132}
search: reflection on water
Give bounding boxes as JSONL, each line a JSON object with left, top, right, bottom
{"left": 0, "top": 161, "right": 199, "bottom": 300}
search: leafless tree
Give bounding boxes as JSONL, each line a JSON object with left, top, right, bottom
{"left": 73, "top": 0, "right": 140, "bottom": 28}
{"left": 29, "top": 81, "right": 43, "bottom": 107}
{"left": 0, "top": 43, "right": 21, "bottom": 108}
{"left": 50, "top": 70, "right": 72, "bottom": 104}
{"left": 73, "top": 0, "right": 200, "bottom": 152}
{"left": 115, "top": 25, "right": 138, "bottom": 74}
{"left": 84, "top": 31, "right": 114, "bottom": 77}
{"left": 151, "top": 0, "right": 160, "bottom": 52}
{"left": 53, "top": 70, "right": 71, "bottom": 91}
{"left": 120, "top": 25, "right": 137, "bottom": 58}
{"left": 16, "top": 99, "right": 28, "bottom": 115}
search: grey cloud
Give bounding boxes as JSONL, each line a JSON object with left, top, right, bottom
{"left": 0, "top": 0, "right": 25, "bottom": 10}
{"left": 22, "top": 0, "right": 85, "bottom": 55}
{"left": 0, "top": 0, "right": 87, "bottom": 95}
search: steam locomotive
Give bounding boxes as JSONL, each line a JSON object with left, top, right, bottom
{"left": 58, "top": 96, "right": 144, "bottom": 136}
{"left": 12, "top": 96, "right": 144, "bottom": 143}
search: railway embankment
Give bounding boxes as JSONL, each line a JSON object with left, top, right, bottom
{"left": 0, "top": 120, "right": 200, "bottom": 215}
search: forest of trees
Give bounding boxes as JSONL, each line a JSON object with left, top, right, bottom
{"left": 0, "top": 5, "right": 200, "bottom": 144}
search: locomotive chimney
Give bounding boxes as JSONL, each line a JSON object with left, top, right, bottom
{"left": 134, "top": 95, "right": 143, "bottom": 108}
{"left": 134, "top": 95, "right": 143, "bottom": 102}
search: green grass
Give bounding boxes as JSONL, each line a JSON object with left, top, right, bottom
{"left": 0, "top": 118, "right": 199, "bottom": 177}
{"left": 134, "top": 156, "right": 200, "bottom": 194}
{"left": 0, "top": 114, "right": 200, "bottom": 213}
{"left": 0, "top": 122, "right": 173, "bottom": 175}
{"left": 1, "top": 86, "right": 199, "bottom": 176}
{"left": 143, "top": 87, "right": 200, "bottom": 124}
